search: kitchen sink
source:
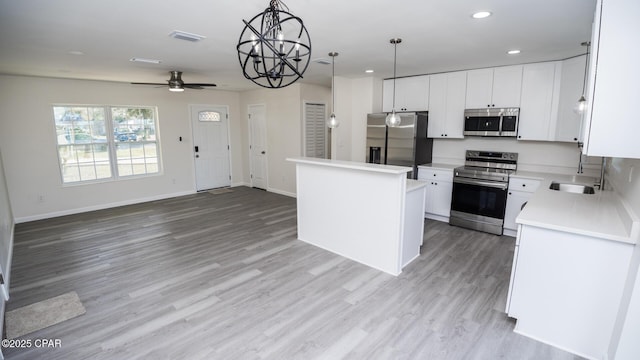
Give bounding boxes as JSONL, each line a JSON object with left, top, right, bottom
{"left": 549, "top": 182, "right": 595, "bottom": 194}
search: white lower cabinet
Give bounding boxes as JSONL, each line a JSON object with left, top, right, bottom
{"left": 506, "top": 225, "right": 633, "bottom": 360}
{"left": 417, "top": 167, "right": 453, "bottom": 222}
{"left": 503, "top": 177, "right": 541, "bottom": 237}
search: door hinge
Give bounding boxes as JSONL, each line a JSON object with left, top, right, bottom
{"left": 248, "top": 114, "right": 252, "bottom": 119}
{"left": 227, "top": 145, "right": 230, "bottom": 150}
{"left": 229, "top": 175, "right": 231, "bottom": 180}
{"left": 226, "top": 114, "right": 229, "bottom": 119}
{"left": 250, "top": 174, "right": 253, "bottom": 178}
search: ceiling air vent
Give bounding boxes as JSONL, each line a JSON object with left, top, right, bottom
{"left": 313, "top": 58, "right": 331, "bottom": 65}
{"left": 169, "top": 30, "right": 206, "bottom": 42}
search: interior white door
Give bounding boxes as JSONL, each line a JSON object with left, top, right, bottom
{"left": 190, "top": 105, "right": 231, "bottom": 191}
{"left": 248, "top": 104, "right": 267, "bottom": 190}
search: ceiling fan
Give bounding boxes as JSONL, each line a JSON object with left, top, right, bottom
{"left": 131, "top": 71, "right": 216, "bottom": 92}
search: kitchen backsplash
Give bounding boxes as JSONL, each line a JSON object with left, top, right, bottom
{"left": 432, "top": 138, "right": 603, "bottom": 177}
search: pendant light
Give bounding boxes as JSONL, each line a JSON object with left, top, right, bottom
{"left": 236, "top": 0, "right": 312, "bottom": 88}
{"left": 386, "top": 38, "right": 402, "bottom": 127}
{"left": 574, "top": 41, "right": 591, "bottom": 114}
{"left": 327, "top": 52, "right": 339, "bottom": 128}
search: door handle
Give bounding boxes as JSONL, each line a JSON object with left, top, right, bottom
{"left": 194, "top": 146, "right": 199, "bottom": 153}
{"left": 261, "top": 151, "right": 266, "bottom": 154}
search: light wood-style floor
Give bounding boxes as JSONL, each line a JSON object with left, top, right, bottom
{"left": 5, "top": 186, "right": 583, "bottom": 359}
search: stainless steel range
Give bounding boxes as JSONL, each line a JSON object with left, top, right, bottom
{"left": 449, "top": 150, "right": 518, "bottom": 235}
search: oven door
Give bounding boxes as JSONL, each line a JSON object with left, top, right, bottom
{"left": 451, "top": 177, "right": 508, "bottom": 218}
{"left": 449, "top": 177, "right": 508, "bottom": 234}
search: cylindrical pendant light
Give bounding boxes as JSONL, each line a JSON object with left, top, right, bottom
{"left": 386, "top": 38, "right": 402, "bottom": 127}
{"left": 327, "top": 52, "right": 339, "bottom": 128}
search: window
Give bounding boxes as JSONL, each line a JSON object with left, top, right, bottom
{"left": 53, "top": 105, "right": 160, "bottom": 184}
{"left": 198, "top": 111, "right": 221, "bottom": 122}
{"left": 303, "top": 102, "right": 327, "bottom": 158}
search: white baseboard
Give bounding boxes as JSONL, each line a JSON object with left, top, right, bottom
{"left": 267, "top": 187, "right": 296, "bottom": 198}
{"left": 15, "top": 190, "right": 196, "bottom": 223}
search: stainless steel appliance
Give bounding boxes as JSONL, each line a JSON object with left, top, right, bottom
{"left": 464, "top": 108, "right": 519, "bottom": 137}
{"left": 449, "top": 150, "right": 518, "bottom": 235}
{"left": 366, "top": 112, "right": 433, "bottom": 179}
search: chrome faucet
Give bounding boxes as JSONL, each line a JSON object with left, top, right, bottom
{"left": 577, "top": 142, "right": 584, "bottom": 174}
{"left": 595, "top": 157, "right": 606, "bottom": 190}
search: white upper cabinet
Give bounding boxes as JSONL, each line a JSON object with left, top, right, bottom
{"left": 382, "top": 75, "right": 429, "bottom": 112}
{"left": 582, "top": 0, "right": 640, "bottom": 158}
{"left": 465, "top": 65, "right": 523, "bottom": 109}
{"left": 518, "top": 62, "right": 561, "bottom": 141}
{"left": 555, "top": 55, "right": 587, "bottom": 143}
{"left": 427, "top": 71, "right": 466, "bottom": 138}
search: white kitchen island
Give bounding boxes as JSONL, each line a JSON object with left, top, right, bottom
{"left": 287, "top": 157, "right": 427, "bottom": 276}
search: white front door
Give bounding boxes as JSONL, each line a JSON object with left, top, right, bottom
{"left": 190, "top": 105, "right": 231, "bottom": 191}
{"left": 248, "top": 104, "right": 267, "bottom": 190}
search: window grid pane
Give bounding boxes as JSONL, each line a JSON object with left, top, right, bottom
{"left": 53, "top": 105, "right": 160, "bottom": 184}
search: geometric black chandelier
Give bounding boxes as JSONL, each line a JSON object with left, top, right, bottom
{"left": 236, "top": 0, "right": 312, "bottom": 88}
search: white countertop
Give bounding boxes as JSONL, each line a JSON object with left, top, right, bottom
{"left": 406, "top": 179, "right": 427, "bottom": 192}
{"left": 418, "top": 163, "right": 458, "bottom": 171}
{"left": 515, "top": 172, "right": 638, "bottom": 244}
{"left": 288, "top": 157, "right": 412, "bottom": 175}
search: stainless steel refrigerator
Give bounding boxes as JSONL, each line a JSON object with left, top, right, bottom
{"left": 366, "top": 112, "right": 433, "bottom": 179}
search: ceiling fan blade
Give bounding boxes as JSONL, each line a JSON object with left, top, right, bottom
{"left": 184, "top": 83, "right": 217, "bottom": 87}
{"left": 131, "top": 82, "right": 167, "bottom": 86}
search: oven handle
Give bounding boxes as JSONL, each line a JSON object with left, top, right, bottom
{"left": 453, "top": 177, "right": 508, "bottom": 190}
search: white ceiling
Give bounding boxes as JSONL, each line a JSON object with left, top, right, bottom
{"left": 0, "top": 0, "right": 596, "bottom": 91}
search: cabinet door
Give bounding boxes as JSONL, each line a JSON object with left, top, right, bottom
{"left": 518, "top": 62, "right": 559, "bottom": 141}
{"left": 491, "top": 65, "right": 523, "bottom": 108}
{"left": 504, "top": 190, "right": 531, "bottom": 231}
{"left": 556, "top": 55, "right": 586, "bottom": 142}
{"left": 396, "top": 76, "right": 429, "bottom": 111}
{"left": 443, "top": 71, "right": 467, "bottom": 138}
{"left": 382, "top": 79, "right": 394, "bottom": 112}
{"left": 427, "top": 73, "right": 447, "bottom": 137}
{"left": 582, "top": 0, "right": 640, "bottom": 158}
{"left": 431, "top": 180, "right": 453, "bottom": 218}
{"left": 465, "top": 68, "right": 494, "bottom": 108}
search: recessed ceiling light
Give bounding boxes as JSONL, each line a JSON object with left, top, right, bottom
{"left": 169, "top": 30, "right": 206, "bottom": 42}
{"left": 507, "top": 49, "right": 521, "bottom": 55}
{"left": 472, "top": 11, "right": 492, "bottom": 19}
{"left": 365, "top": 69, "right": 374, "bottom": 73}
{"left": 129, "top": 57, "right": 162, "bottom": 64}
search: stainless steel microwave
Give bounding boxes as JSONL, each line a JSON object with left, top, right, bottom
{"left": 463, "top": 108, "right": 519, "bottom": 137}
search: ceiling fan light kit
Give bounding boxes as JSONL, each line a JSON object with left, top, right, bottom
{"left": 236, "top": 0, "right": 312, "bottom": 89}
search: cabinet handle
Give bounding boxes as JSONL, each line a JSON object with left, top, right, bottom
{"left": 522, "top": 184, "right": 526, "bottom": 187}
{"left": 508, "top": 192, "right": 512, "bottom": 195}
{"left": 433, "top": 174, "right": 436, "bottom": 176}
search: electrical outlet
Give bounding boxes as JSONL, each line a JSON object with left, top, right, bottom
{"left": 172, "top": 178, "right": 176, "bottom": 185}
{"left": 37, "top": 194, "right": 44, "bottom": 203}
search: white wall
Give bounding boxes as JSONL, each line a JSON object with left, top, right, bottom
{"left": 331, "top": 76, "right": 383, "bottom": 162}
{"left": 0, "top": 75, "right": 242, "bottom": 221}
{"left": 239, "top": 83, "right": 330, "bottom": 196}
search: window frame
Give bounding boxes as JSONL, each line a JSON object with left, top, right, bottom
{"left": 52, "top": 104, "right": 162, "bottom": 185}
